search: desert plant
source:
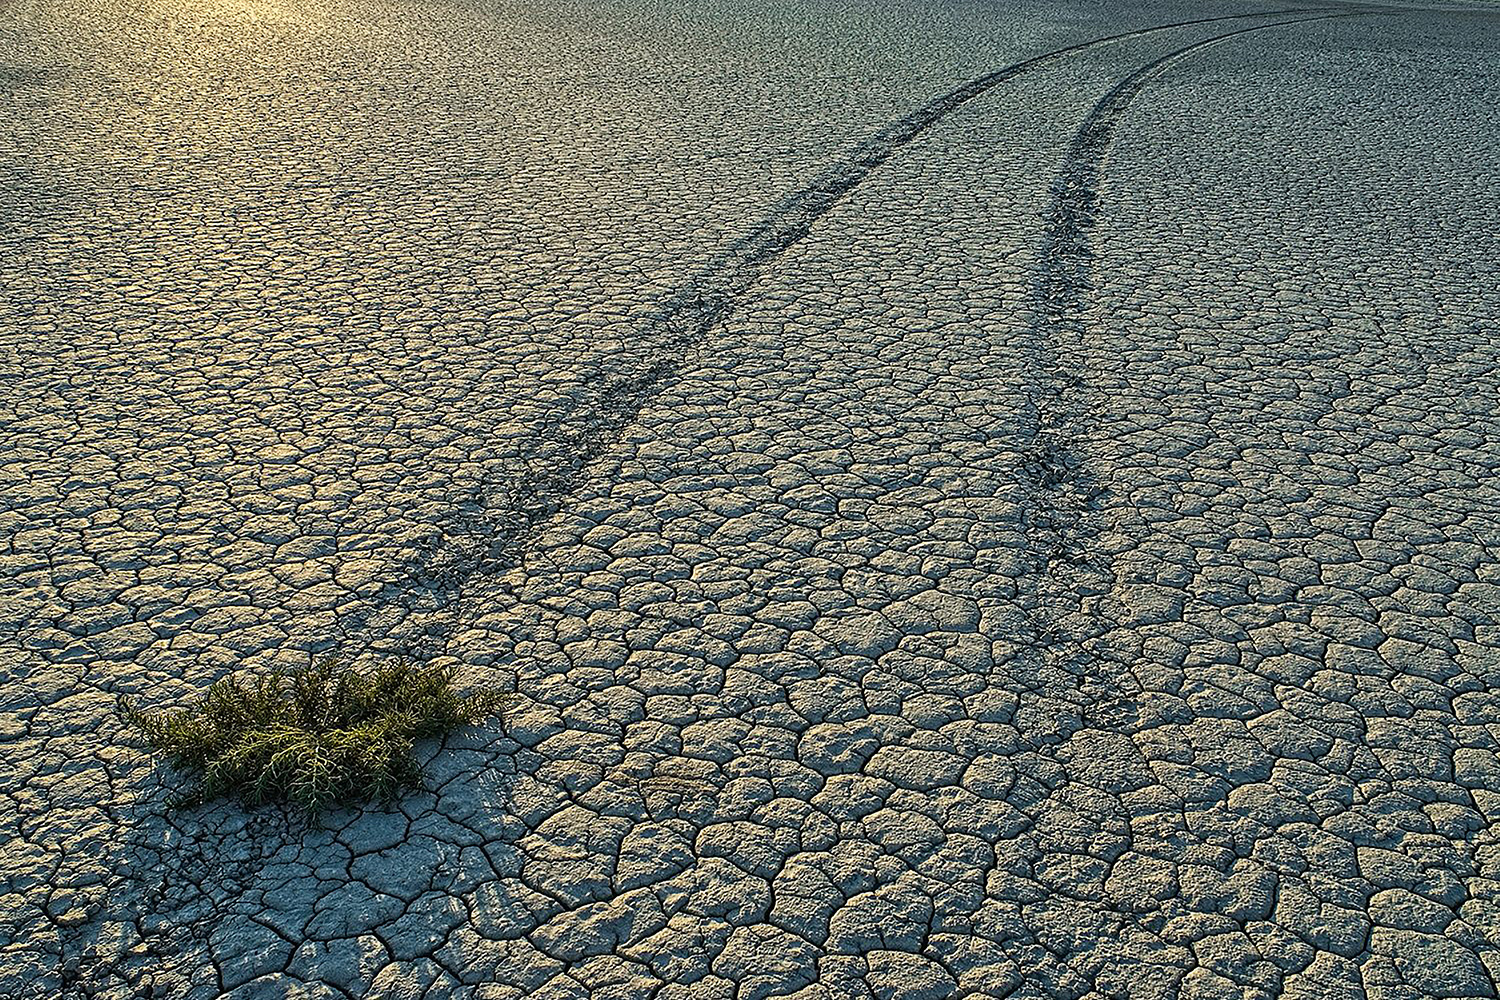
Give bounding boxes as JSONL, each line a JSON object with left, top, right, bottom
{"left": 121, "top": 656, "right": 509, "bottom": 816}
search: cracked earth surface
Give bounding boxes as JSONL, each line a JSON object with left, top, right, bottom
{"left": 3, "top": 0, "right": 1500, "bottom": 996}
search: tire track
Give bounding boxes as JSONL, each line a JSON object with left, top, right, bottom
{"left": 1017, "top": 11, "right": 1361, "bottom": 734}
{"left": 345, "top": 7, "right": 1339, "bottom": 655}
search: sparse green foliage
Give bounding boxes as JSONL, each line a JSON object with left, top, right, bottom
{"left": 121, "top": 656, "right": 509, "bottom": 816}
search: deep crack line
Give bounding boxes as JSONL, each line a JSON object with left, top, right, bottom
{"left": 1018, "top": 11, "right": 1365, "bottom": 733}
{"left": 346, "top": 7, "right": 1343, "bottom": 655}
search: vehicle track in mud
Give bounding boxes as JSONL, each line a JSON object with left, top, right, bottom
{"left": 352, "top": 5, "right": 1344, "bottom": 656}
{"left": 1015, "top": 11, "right": 1363, "bottom": 737}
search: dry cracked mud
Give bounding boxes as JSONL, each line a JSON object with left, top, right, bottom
{"left": 3, "top": 0, "right": 1499, "bottom": 997}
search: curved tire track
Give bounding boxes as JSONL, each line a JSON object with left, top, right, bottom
{"left": 1017, "top": 11, "right": 1363, "bottom": 734}
{"left": 352, "top": 7, "right": 1341, "bottom": 654}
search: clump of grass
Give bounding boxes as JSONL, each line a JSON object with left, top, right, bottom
{"left": 121, "top": 656, "right": 508, "bottom": 816}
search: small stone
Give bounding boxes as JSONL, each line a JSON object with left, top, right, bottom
{"left": 865, "top": 745, "right": 966, "bottom": 791}
{"left": 814, "top": 611, "right": 901, "bottom": 658}
{"left": 1454, "top": 748, "right": 1500, "bottom": 789}
{"left": 865, "top": 949, "right": 957, "bottom": 1000}
{"left": 1369, "top": 888, "right": 1455, "bottom": 932}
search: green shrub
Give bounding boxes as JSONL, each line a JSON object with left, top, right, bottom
{"left": 121, "top": 656, "right": 509, "bottom": 816}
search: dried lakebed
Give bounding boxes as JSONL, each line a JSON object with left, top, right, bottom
{"left": 3, "top": 0, "right": 1499, "bottom": 997}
